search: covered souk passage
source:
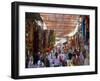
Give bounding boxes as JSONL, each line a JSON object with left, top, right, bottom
{"left": 25, "top": 13, "right": 89, "bottom": 68}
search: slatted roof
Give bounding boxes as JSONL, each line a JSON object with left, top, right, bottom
{"left": 40, "top": 13, "right": 80, "bottom": 38}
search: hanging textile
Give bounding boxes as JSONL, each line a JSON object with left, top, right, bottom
{"left": 81, "top": 16, "right": 86, "bottom": 41}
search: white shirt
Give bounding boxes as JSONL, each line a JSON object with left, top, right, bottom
{"left": 53, "top": 57, "right": 60, "bottom": 66}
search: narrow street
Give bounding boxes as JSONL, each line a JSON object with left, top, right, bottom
{"left": 25, "top": 13, "right": 89, "bottom": 68}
